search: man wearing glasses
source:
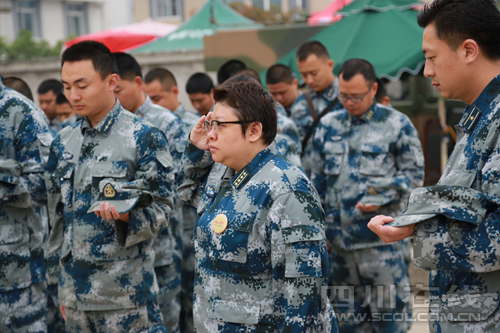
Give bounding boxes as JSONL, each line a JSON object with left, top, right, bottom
{"left": 310, "top": 58, "right": 424, "bottom": 332}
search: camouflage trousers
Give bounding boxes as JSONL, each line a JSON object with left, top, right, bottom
{"left": 0, "top": 283, "right": 47, "bottom": 332}
{"left": 155, "top": 264, "right": 181, "bottom": 333}
{"left": 328, "top": 243, "right": 412, "bottom": 333}
{"left": 64, "top": 303, "right": 167, "bottom": 333}
{"left": 47, "top": 283, "right": 66, "bottom": 333}
{"left": 180, "top": 205, "right": 196, "bottom": 333}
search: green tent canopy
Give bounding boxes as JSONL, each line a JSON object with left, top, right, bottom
{"left": 275, "top": 7, "right": 424, "bottom": 80}
{"left": 339, "top": 0, "right": 421, "bottom": 14}
{"left": 132, "top": 0, "right": 261, "bottom": 53}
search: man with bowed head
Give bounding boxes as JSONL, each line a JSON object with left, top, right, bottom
{"left": 369, "top": 0, "right": 500, "bottom": 332}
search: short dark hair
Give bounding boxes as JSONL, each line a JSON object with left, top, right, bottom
{"left": 266, "top": 64, "right": 295, "bottom": 85}
{"left": 56, "top": 93, "right": 70, "bottom": 105}
{"left": 214, "top": 79, "right": 276, "bottom": 145}
{"left": 417, "top": 0, "right": 500, "bottom": 60}
{"left": 339, "top": 58, "right": 377, "bottom": 85}
{"left": 113, "top": 52, "right": 142, "bottom": 80}
{"left": 4, "top": 76, "right": 34, "bottom": 101}
{"left": 297, "top": 40, "right": 330, "bottom": 62}
{"left": 144, "top": 67, "right": 177, "bottom": 90}
{"left": 217, "top": 59, "right": 247, "bottom": 84}
{"left": 37, "top": 78, "right": 63, "bottom": 96}
{"left": 61, "top": 41, "right": 116, "bottom": 79}
{"left": 186, "top": 72, "right": 214, "bottom": 94}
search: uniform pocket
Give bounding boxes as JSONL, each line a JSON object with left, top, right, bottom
{"left": 209, "top": 299, "right": 260, "bottom": 325}
{"left": 283, "top": 225, "right": 324, "bottom": 278}
{"left": 324, "top": 140, "right": 345, "bottom": 176}
{"left": 0, "top": 224, "right": 32, "bottom": 289}
{"left": 359, "top": 143, "right": 392, "bottom": 177}
{"left": 441, "top": 293, "right": 499, "bottom": 322}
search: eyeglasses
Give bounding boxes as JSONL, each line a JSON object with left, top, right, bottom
{"left": 339, "top": 90, "right": 371, "bottom": 104}
{"left": 203, "top": 119, "right": 255, "bottom": 132}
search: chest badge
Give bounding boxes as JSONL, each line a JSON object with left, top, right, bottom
{"left": 211, "top": 214, "right": 228, "bottom": 234}
{"left": 103, "top": 183, "right": 116, "bottom": 198}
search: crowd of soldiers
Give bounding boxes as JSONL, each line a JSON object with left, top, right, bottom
{"left": 0, "top": 0, "right": 499, "bottom": 332}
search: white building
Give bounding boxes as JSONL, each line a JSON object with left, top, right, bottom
{"left": 0, "top": 0, "right": 132, "bottom": 45}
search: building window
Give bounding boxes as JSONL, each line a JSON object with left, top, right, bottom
{"left": 289, "top": 0, "right": 308, "bottom": 11}
{"left": 65, "top": 3, "right": 89, "bottom": 37}
{"left": 13, "top": 0, "right": 41, "bottom": 38}
{"left": 150, "top": 0, "right": 181, "bottom": 18}
{"left": 253, "top": 0, "right": 282, "bottom": 11}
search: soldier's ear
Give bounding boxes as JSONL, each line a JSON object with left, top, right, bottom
{"left": 107, "top": 73, "right": 119, "bottom": 92}
{"left": 246, "top": 121, "right": 263, "bottom": 143}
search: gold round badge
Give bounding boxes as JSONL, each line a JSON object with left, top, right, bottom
{"left": 103, "top": 183, "right": 116, "bottom": 198}
{"left": 211, "top": 214, "right": 228, "bottom": 234}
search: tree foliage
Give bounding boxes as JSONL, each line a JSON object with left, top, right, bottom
{"left": 0, "top": 30, "right": 63, "bottom": 62}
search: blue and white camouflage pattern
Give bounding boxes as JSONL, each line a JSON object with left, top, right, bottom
{"left": 46, "top": 102, "right": 174, "bottom": 330}
{"left": 310, "top": 102, "right": 423, "bottom": 332}
{"left": 182, "top": 145, "right": 338, "bottom": 332}
{"left": 0, "top": 79, "right": 51, "bottom": 332}
{"left": 405, "top": 75, "right": 500, "bottom": 333}
{"left": 289, "top": 81, "right": 343, "bottom": 175}
{"left": 135, "top": 96, "right": 186, "bottom": 332}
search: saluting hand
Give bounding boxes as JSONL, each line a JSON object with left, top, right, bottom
{"left": 190, "top": 114, "right": 210, "bottom": 151}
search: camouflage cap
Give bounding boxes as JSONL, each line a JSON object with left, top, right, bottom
{"left": 389, "top": 185, "right": 495, "bottom": 227}
{"left": 87, "top": 180, "right": 140, "bottom": 214}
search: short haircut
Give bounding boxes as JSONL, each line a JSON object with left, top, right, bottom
{"left": 235, "top": 69, "right": 261, "bottom": 85}
{"left": 113, "top": 52, "right": 142, "bottom": 80}
{"left": 417, "top": 0, "right": 500, "bottom": 60}
{"left": 4, "top": 76, "right": 34, "bottom": 101}
{"left": 37, "top": 78, "right": 63, "bottom": 96}
{"left": 297, "top": 40, "right": 330, "bottom": 62}
{"left": 217, "top": 59, "right": 247, "bottom": 84}
{"left": 56, "top": 93, "right": 70, "bottom": 105}
{"left": 339, "top": 58, "right": 377, "bottom": 85}
{"left": 214, "top": 78, "right": 276, "bottom": 145}
{"left": 61, "top": 41, "right": 116, "bottom": 79}
{"left": 144, "top": 67, "right": 177, "bottom": 90}
{"left": 186, "top": 72, "right": 214, "bottom": 94}
{"left": 266, "top": 64, "right": 295, "bottom": 85}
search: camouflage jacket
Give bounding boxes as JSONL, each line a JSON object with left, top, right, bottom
{"left": 405, "top": 76, "right": 500, "bottom": 327}
{"left": 289, "top": 81, "right": 343, "bottom": 175}
{"left": 0, "top": 80, "right": 52, "bottom": 291}
{"left": 46, "top": 102, "right": 174, "bottom": 310}
{"left": 135, "top": 96, "right": 187, "bottom": 267}
{"left": 274, "top": 102, "right": 302, "bottom": 167}
{"left": 185, "top": 147, "right": 337, "bottom": 332}
{"left": 310, "top": 103, "right": 424, "bottom": 250}
{"left": 175, "top": 104, "right": 199, "bottom": 131}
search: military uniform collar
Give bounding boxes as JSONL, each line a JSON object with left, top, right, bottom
{"left": 349, "top": 103, "right": 377, "bottom": 125}
{"left": 81, "top": 101, "right": 122, "bottom": 134}
{"left": 175, "top": 104, "right": 185, "bottom": 115}
{"left": 274, "top": 102, "right": 288, "bottom": 117}
{"left": 315, "top": 80, "right": 339, "bottom": 101}
{"left": 458, "top": 75, "right": 499, "bottom": 133}
{"left": 230, "top": 148, "right": 274, "bottom": 190}
{"left": 135, "top": 96, "right": 153, "bottom": 118}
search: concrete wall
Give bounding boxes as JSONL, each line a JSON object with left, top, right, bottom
{"left": 0, "top": 50, "right": 209, "bottom": 109}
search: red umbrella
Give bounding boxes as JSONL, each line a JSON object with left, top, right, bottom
{"left": 64, "top": 20, "right": 177, "bottom": 52}
{"left": 308, "top": 0, "right": 352, "bottom": 25}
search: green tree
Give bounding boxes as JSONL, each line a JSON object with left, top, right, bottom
{"left": 0, "top": 30, "right": 62, "bottom": 62}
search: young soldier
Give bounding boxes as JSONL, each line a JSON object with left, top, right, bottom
{"left": 369, "top": 0, "right": 500, "bottom": 332}
{"left": 46, "top": 41, "right": 174, "bottom": 332}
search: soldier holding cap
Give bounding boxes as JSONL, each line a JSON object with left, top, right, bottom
{"left": 368, "top": 1, "right": 500, "bottom": 332}
{"left": 184, "top": 78, "right": 337, "bottom": 332}
{"left": 46, "top": 41, "right": 174, "bottom": 332}
{"left": 310, "top": 58, "right": 424, "bottom": 332}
